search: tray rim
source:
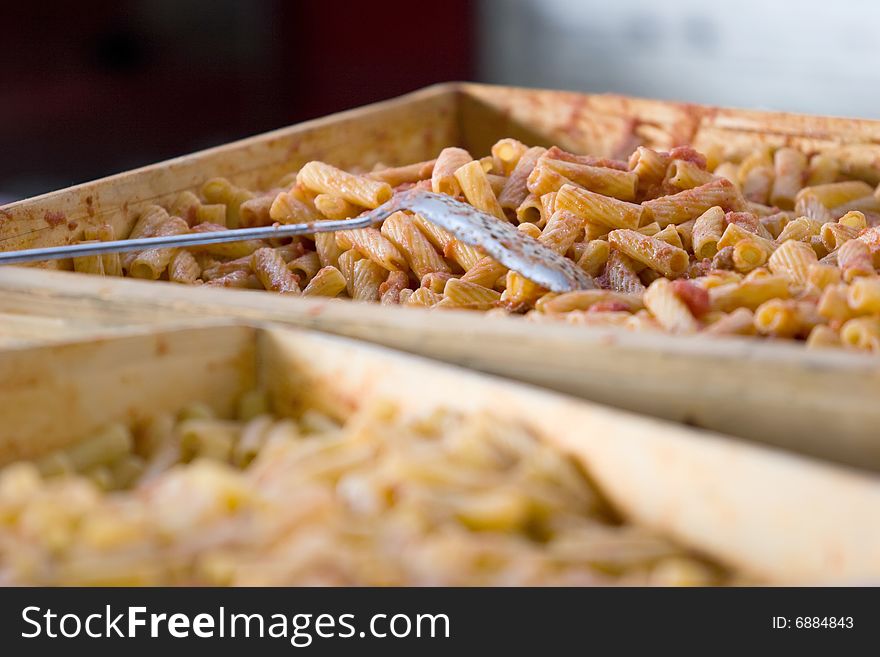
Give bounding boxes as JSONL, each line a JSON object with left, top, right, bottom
{"left": 5, "top": 80, "right": 880, "bottom": 216}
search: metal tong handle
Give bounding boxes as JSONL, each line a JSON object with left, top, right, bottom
{"left": 0, "top": 190, "right": 594, "bottom": 292}
{"left": 0, "top": 205, "right": 399, "bottom": 266}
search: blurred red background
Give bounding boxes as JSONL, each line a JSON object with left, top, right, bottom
{"left": 0, "top": 0, "right": 474, "bottom": 201}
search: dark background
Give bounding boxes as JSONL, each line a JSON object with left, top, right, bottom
{"left": 0, "top": 0, "right": 474, "bottom": 202}
{"left": 5, "top": 0, "right": 864, "bottom": 204}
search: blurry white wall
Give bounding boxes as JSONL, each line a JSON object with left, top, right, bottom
{"left": 479, "top": 0, "right": 880, "bottom": 118}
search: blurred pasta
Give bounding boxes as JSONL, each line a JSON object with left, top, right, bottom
{"left": 0, "top": 395, "right": 731, "bottom": 586}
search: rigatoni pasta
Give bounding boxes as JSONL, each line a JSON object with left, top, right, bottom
{"left": 297, "top": 161, "right": 392, "bottom": 209}
{"left": 608, "top": 229, "right": 689, "bottom": 278}
{"left": 692, "top": 206, "right": 725, "bottom": 260}
{"left": 643, "top": 180, "right": 745, "bottom": 227}
{"left": 380, "top": 211, "right": 451, "bottom": 278}
{"left": 643, "top": 278, "right": 699, "bottom": 333}
{"left": 252, "top": 247, "right": 300, "bottom": 295}
{"left": 539, "top": 154, "right": 638, "bottom": 201}
{"left": 83, "top": 224, "right": 123, "bottom": 276}
{"left": 770, "top": 148, "right": 807, "bottom": 210}
{"left": 302, "top": 265, "right": 347, "bottom": 297}
{"left": 556, "top": 183, "right": 643, "bottom": 230}
{"left": 454, "top": 160, "right": 507, "bottom": 221}
{"left": 65, "top": 136, "right": 880, "bottom": 352}
{"left": 432, "top": 147, "right": 474, "bottom": 196}
{"left": 491, "top": 138, "right": 528, "bottom": 175}
{"left": 201, "top": 178, "right": 254, "bottom": 228}
{"left": 127, "top": 216, "right": 189, "bottom": 280}
{"left": 0, "top": 394, "right": 731, "bottom": 586}
{"left": 498, "top": 146, "right": 545, "bottom": 211}
{"left": 336, "top": 227, "right": 407, "bottom": 272}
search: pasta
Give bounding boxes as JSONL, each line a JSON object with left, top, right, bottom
{"left": 556, "top": 184, "right": 644, "bottom": 230}
{"left": 367, "top": 159, "right": 435, "bottom": 186}
{"left": 841, "top": 317, "right": 880, "bottom": 351}
{"left": 642, "top": 180, "right": 745, "bottom": 227}
{"left": 491, "top": 138, "right": 528, "bottom": 175}
{"left": 201, "top": 178, "right": 254, "bottom": 228}
{"left": 432, "top": 147, "right": 474, "bottom": 197}
{"left": 443, "top": 278, "right": 501, "bottom": 309}
{"left": 807, "top": 154, "right": 840, "bottom": 186}
{"left": 666, "top": 159, "right": 716, "bottom": 191}
{"left": 540, "top": 210, "right": 584, "bottom": 255}
{"left": 754, "top": 299, "right": 819, "bottom": 338}
{"left": 336, "top": 227, "right": 407, "bottom": 272}
{"left": 83, "top": 224, "right": 122, "bottom": 276}
{"left": 314, "top": 194, "right": 361, "bottom": 221}
{"left": 498, "top": 146, "right": 546, "bottom": 211}
{"left": 629, "top": 146, "right": 670, "bottom": 199}
{"left": 0, "top": 394, "right": 731, "bottom": 586}
{"left": 461, "top": 256, "right": 507, "bottom": 288}
{"left": 287, "top": 251, "right": 321, "bottom": 283}
{"left": 297, "top": 161, "right": 392, "bottom": 209}
{"left": 454, "top": 160, "right": 507, "bottom": 221}
{"left": 643, "top": 278, "right": 700, "bottom": 333}
{"left": 777, "top": 216, "right": 821, "bottom": 243}
{"left": 413, "top": 214, "right": 484, "bottom": 271}
{"left": 805, "top": 324, "right": 840, "bottom": 349}
{"left": 169, "top": 190, "right": 227, "bottom": 227}
{"left": 302, "top": 266, "right": 347, "bottom": 297}
{"left": 379, "top": 270, "right": 409, "bottom": 305}
{"left": 600, "top": 249, "right": 645, "bottom": 295}
{"left": 351, "top": 258, "right": 386, "bottom": 301}
{"left": 68, "top": 137, "right": 880, "bottom": 351}
{"left": 652, "top": 224, "right": 680, "bottom": 247}
{"left": 768, "top": 241, "right": 817, "bottom": 287}
{"left": 515, "top": 193, "right": 543, "bottom": 224}
{"left": 238, "top": 192, "right": 278, "bottom": 228}
{"left": 692, "top": 206, "right": 725, "bottom": 260}
{"left": 252, "top": 247, "right": 300, "bottom": 295}
{"left": 380, "top": 211, "right": 451, "bottom": 278}
{"left": 189, "top": 222, "right": 264, "bottom": 259}
{"left": 128, "top": 217, "right": 189, "bottom": 280}
{"left": 270, "top": 188, "right": 323, "bottom": 224}
{"left": 168, "top": 250, "right": 201, "bottom": 285}
{"left": 770, "top": 148, "right": 807, "bottom": 210}
{"left": 733, "top": 237, "right": 771, "bottom": 273}
{"left": 608, "top": 229, "right": 689, "bottom": 278}
{"left": 738, "top": 148, "right": 774, "bottom": 204}
{"left": 837, "top": 239, "right": 874, "bottom": 282}
{"left": 635, "top": 222, "right": 660, "bottom": 238}
{"left": 516, "top": 222, "right": 542, "bottom": 240}
{"left": 536, "top": 289, "right": 644, "bottom": 314}
{"left": 72, "top": 241, "right": 105, "bottom": 276}
{"left": 576, "top": 239, "right": 611, "bottom": 278}
{"left": 539, "top": 154, "right": 638, "bottom": 201}
{"left": 337, "top": 249, "right": 363, "bottom": 298}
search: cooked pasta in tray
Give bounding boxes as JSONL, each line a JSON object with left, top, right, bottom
{"left": 65, "top": 138, "right": 880, "bottom": 351}
{"left": 0, "top": 391, "right": 729, "bottom": 587}
{"left": 2, "top": 324, "right": 878, "bottom": 585}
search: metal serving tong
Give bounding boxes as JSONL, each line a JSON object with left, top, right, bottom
{"left": 0, "top": 189, "right": 594, "bottom": 292}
